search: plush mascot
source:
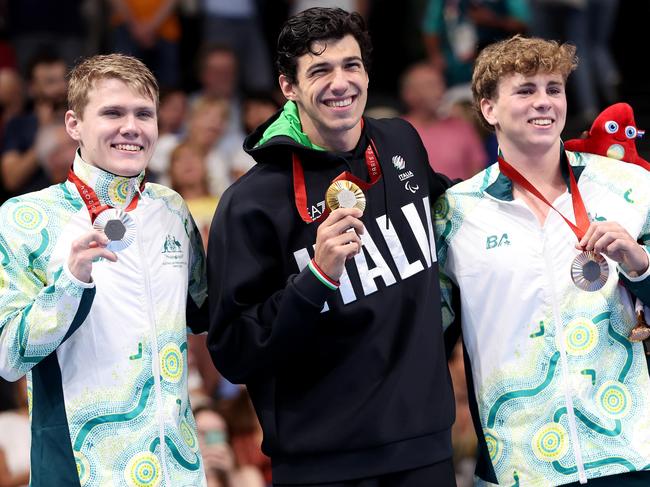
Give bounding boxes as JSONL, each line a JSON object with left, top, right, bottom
{"left": 564, "top": 102, "right": 650, "bottom": 171}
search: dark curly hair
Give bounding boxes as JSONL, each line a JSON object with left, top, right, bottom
{"left": 276, "top": 7, "right": 372, "bottom": 84}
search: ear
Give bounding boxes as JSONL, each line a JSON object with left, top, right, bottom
{"left": 64, "top": 110, "right": 82, "bottom": 142}
{"left": 279, "top": 74, "right": 297, "bottom": 101}
{"left": 480, "top": 97, "right": 498, "bottom": 128}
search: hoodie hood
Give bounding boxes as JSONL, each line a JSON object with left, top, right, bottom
{"left": 256, "top": 101, "right": 326, "bottom": 151}
{"left": 244, "top": 101, "right": 365, "bottom": 167}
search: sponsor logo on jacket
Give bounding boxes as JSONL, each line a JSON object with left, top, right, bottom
{"left": 162, "top": 234, "right": 185, "bottom": 268}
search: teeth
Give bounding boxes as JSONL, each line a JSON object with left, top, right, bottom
{"left": 326, "top": 97, "right": 353, "bottom": 108}
{"left": 530, "top": 119, "right": 552, "bottom": 126}
{"left": 114, "top": 144, "right": 142, "bottom": 152}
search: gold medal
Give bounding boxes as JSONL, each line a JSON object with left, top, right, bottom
{"left": 93, "top": 208, "right": 136, "bottom": 252}
{"left": 325, "top": 180, "right": 366, "bottom": 212}
{"left": 570, "top": 251, "right": 609, "bottom": 292}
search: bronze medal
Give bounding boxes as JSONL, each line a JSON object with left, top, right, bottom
{"left": 325, "top": 180, "right": 366, "bottom": 212}
{"left": 570, "top": 251, "right": 609, "bottom": 292}
{"left": 629, "top": 309, "right": 650, "bottom": 342}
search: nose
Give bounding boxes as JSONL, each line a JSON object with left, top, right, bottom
{"left": 532, "top": 92, "right": 552, "bottom": 111}
{"left": 120, "top": 113, "right": 140, "bottom": 136}
{"left": 330, "top": 68, "right": 349, "bottom": 94}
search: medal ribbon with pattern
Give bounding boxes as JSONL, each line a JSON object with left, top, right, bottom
{"left": 67, "top": 168, "right": 143, "bottom": 223}
{"left": 292, "top": 127, "right": 382, "bottom": 223}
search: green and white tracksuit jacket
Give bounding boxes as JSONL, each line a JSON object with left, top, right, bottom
{"left": 435, "top": 151, "right": 650, "bottom": 486}
{"left": 0, "top": 154, "right": 208, "bottom": 486}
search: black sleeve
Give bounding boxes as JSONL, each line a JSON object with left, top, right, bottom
{"left": 443, "top": 282, "right": 462, "bottom": 360}
{"left": 427, "top": 165, "right": 459, "bottom": 199}
{"left": 206, "top": 187, "right": 336, "bottom": 384}
{"left": 186, "top": 293, "right": 208, "bottom": 333}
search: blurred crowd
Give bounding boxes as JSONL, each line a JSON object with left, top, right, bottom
{"left": 0, "top": 0, "right": 629, "bottom": 486}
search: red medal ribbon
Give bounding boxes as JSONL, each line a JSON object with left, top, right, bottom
{"left": 67, "top": 168, "right": 143, "bottom": 223}
{"left": 292, "top": 124, "right": 382, "bottom": 224}
{"left": 497, "top": 154, "right": 590, "bottom": 240}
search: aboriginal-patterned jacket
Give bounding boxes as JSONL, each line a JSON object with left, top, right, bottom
{"left": 0, "top": 153, "right": 208, "bottom": 487}
{"left": 436, "top": 150, "right": 650, "bottom": 487}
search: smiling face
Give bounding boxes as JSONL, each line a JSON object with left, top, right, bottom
{"left": 65, "top": 78, "right": 158, "bottom": 177}
{"left": 480, "top": 72, "right": 567, "bottom": 157}
{"left": 279, "top": 34, "right": 369, "bottom": 152}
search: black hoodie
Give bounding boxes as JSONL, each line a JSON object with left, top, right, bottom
{"left": 207, "top": 109, "right": 455, "bottom": 483}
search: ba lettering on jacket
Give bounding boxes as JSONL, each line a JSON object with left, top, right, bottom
{"left": 293, "top": 196, "right": 437, "bottom": 311}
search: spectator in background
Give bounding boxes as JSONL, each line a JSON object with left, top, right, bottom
{"left": 531, "top": 0, "right": 620, "bottom": 126}
{"left": 422, "top": 0, "right": 529, "bottom": 87}
{"left": 185, "top": 96, "right": 252, "bottom": 198}
{"left": 5, "top": 0, "right": 85, "bottom": 76}
{"left": 242, "top": 91, "right": 281, "bottom": 135}
{"left": 401, "top": 62, "right": 486, "bottom": 179}
{"left": 108, "top": 0, "right": 181, "bottom": 88}
{"left": 194, "top": 404, "right": 266, "bottom": 487}
{"left": 0, "top": 68, "right": 24, "bottom": 140}
{"left": 201, "top": 0, "right": 273, "bottom": 93}
{"left": 0, "top": 377, "right": 30, "bottom": 487}
{"left": 169, "top": 142, "right": 218, "bottom": 249}
{"left": 195, "top": 44, "right": 246, "bottom": 156}
{"left": 218, "top": 389, "right": 272, "bottom": 487}
{"left": 34, "top": 122, "right": 78, "bottom": 185}
{"left": 587, "top": 0, "right": 620, "bottom": 105}
{"left": 1, "top": 51, "right": 67, "bottom": 198}
{"left": 147, "top": 95, "right": 252, "bottom": 196}
{"left": 148, "top": 87, "right": 188, "bottom": 182}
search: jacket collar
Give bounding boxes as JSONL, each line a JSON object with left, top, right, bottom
{"left": 71, "top": 150, "right": 145, "bottom": 209}
{"left": 485, "top": 148, "right": 586, "bottom": 202}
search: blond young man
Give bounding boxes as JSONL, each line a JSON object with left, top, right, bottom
{"left": 0, "top": 54, "right": 208, "bottom": 486}
{"left": 436, "top": 35, "right": 650, "bottom": 486}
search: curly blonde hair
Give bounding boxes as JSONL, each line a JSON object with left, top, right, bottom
{"left": 472, "top": 35, "right": 578, "bottom": 131}
{"left": 68, "top": 54, "right": 158, "bottom": 118}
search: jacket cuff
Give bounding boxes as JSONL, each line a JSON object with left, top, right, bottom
{"left": 292, "top": 264, "right": 337, "bottom": 309}
{"left": 618, "top": 247, "right": 650, "bottom": 304}
{"left": 63, "top": 263, "right": 95, "bottom": 290}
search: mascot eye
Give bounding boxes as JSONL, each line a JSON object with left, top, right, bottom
{"left": 604, "top": 121, "right": 619, "bottom": 134}
{"left": 625, "top": 126, "right": 637, "bottom": 138}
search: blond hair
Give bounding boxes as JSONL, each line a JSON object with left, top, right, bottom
{"left": 472, "top": 35, "right": 578, "bottom": 130}
{"left": 67, "top": 54, "right": 158, "bottom": 118}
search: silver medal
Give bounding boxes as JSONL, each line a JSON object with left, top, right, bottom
{"left": 570, "top": 251, "right": 609, "bottom": 292}
{"left": 93, "top": 208, "right": 136, "bottom": 252}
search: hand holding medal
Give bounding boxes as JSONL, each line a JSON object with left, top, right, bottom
{"left": 292, "top": 136, "right": 381, "bottom": 282}
{"left": 67, "top": 168, "right": 142, "bottom": 281}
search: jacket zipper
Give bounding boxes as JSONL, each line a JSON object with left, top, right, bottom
{"left": 543, "top": 230, "right": 587, "bottom": 484}
{"left": 134, "top": 211, "right": 172, "bottom": 485}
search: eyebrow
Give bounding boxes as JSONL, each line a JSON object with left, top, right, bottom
{"left": 306, "top": 56, "right": 363, "bottom": 74}
{"left": 513, "top": 80, "right": 563, "bottom": 90}
{"left": 99, "top": 105, "right": 155, "bottom": 112}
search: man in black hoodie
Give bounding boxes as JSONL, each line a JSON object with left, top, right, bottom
{"left": 207, "top": 7, "right": 457, "bottom": 486}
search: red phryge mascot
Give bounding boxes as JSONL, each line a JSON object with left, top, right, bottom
{"left": 565, "top": 102, "right": 650, "bottom": 171}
